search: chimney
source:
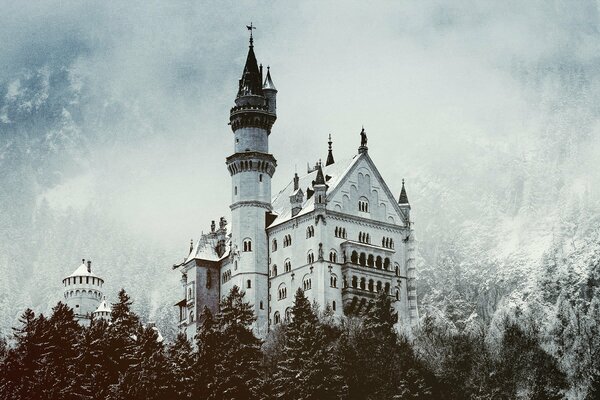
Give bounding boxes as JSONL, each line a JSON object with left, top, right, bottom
{"left": 87, "top": 260, "right": 92, "bottom": 273}
{"left": 293, "top": 173, "right": 299, "bottom": 191}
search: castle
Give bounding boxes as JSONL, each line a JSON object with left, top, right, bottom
{"left": 62, "top": 259, "right": 112, "bottom": 325}
{"left": 173, "top": 31, "right": 418, "bottom": 339}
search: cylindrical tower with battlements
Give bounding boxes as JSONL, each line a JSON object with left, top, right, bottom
{"left": 62, "top": 259, "right": 104, "bottom": 325}
{"left": 226, "top": 33, "right": 277, "bottom": 336}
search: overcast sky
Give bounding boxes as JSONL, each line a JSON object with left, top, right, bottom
{"left": 2, "top": 0, "right": 599, "bottom": 254}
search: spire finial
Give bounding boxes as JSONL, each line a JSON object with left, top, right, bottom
{"left": 246, "top": 23, "right": 256, "bottom": 46}
{"left": 326, "top": 134, "right": 335, "bottom": 166}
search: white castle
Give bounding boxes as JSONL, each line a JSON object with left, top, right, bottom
{"left": 173, "top": 32, "right": 418, "bottom": 339}
{"left": 62, "top": 259, "right": 111, "bottom": 325}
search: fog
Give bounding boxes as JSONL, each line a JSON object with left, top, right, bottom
{"left": 1, "top": 1, "right": 600, "bottom": 332}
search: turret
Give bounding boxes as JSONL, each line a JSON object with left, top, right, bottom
{"left": 399, "top": 179, "right": 411, "bottom": 224}
{"left": 62, "top": 259, "right": 104, "bottom": 326}
{"left": 326, "top": 134, "right": 335, "bottom": 166}
{"left": 289, "top": 173, "right": 304, "bottom": 217}
{"left": 263, "top": 66, "right": 277, "bottom": 114}
{"left": 93, "top": 296, "right": 112, "bottom": 321}
{"left": 312, "top": 162, "right": 328, "bottom": 220}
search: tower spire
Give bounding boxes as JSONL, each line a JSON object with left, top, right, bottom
{"left": 246, "top": 22, "right": 256, "bottom": 47}
{"left": 326, "top": 134, "right": 335, "bottom": 166}
{"left": 399, "top": 179, "right": 410, "bottom": 206}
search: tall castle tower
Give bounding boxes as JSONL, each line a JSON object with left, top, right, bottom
{"left": 225, "top": 29, "right": 277, "bottom": 333}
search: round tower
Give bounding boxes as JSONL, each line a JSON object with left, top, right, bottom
{"left": 62, "top": 259, "right": 104, "bottom": 325}
{"left": 93, "top": 296, "right": 112, "bottom": 321}
{"left": 226, "top": 30, "right": 277, "bottom": 335}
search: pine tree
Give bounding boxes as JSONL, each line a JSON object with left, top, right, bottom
{"left": 78, "top": 318, "right": 113, "bottom": 400}
{"left": 111, "top": 325, "right": 168, "bottom": 400}
{"left": 38, "top": 302, "right": 84, "bottom": 400}
{"left": 195, "top": 307, "right": 220, "bottom": 398}
{"left": 213, "top": 286, "right": 264, "bottom": 400}
{"left": 166, "top": 333, "right": 195, "bottom": 400}
{"left": 274, "top": 288, "right": 346, "bottom": 400}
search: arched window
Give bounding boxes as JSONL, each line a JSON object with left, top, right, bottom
{"left": 385, "top": 282, "right": 390, "bottom": 294}
{"left": 260, "top": 301, "right": 264, "bottom": 310}
{"left": 376, "top": 281, "right": 382, "bottom": 292}
{"left": 243, "top": 239, "right": 252, "bottom": 252}
{"left": 329, "top": 251, "right": 337, "bottom": 263}
{"left": 332, "top": 301, "right": 336, "bottom": 311}
{"left": 376, "top": 256, "right": 383, "bottom": 269}
{"left": 189, "top": 311, "right": 194, "bottom": 323}
{"left": 396, "top": 289, "right": 400, "bottom": 300}
{"left": 274, "top": 311, "right": 281, "bottom": 324}
{"left": 306, "top": 225, "right": 315, "bottom": 238}
{"left": 360, "top": 278, "right": 366, "bottom": 290}
{"left": 351, "top": 251, "right": 358, "bottom": 264}
{"left": 330, "top": 273, "right": 338, "bottom": 288}
{"left": 307, "top": 251, "right": 315, "bottom": 264}
{"left": 278, "top": 283, "right": 287, "bottom": 300}
{"left": 247, "top": 279, "right": 252, "bottom": 289}
{"left": 285, "top": 307, "right": 292, "bottom": 322}
{"left": 384, "top": 258, "right": 390, "bottom": 270}
{"left": 284, "top": 259, "right": 292, "bottom": 273}
{"left": 272, "top": 239, "right": 278, "bottom": 252}
{"left": 359, "top": 253, "right": 366, "bottom": 266}
{"left": 395, "top": 264, "right": 400, "bottom": 276}
{"left": 352, "top": 276, "right": 358, "bottom": 288}
{"left": 271, "top": 265, "right": 278, "bottom": 277}
{"left": 358, "top": 197, "right": 369, "bottom": 212}
{"left": 283, "top": 234, "right": 292, "bottom": 247}
{"left": 234, "top": 186, "right": 238, "bottom": 195}
{"left": 303, "top": 275, "right": 312, "bottom": 291}
{"left": 368, "top": 279, "right": 374, "bottom": 292}
{"left": 367, "top": 254, "right": 374, "bottom": 267}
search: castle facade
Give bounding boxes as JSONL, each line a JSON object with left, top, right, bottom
{"left": 174, "top": 33, "right": 418, "bottom": 339}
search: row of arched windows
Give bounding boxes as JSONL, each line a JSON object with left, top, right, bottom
{"left": 64, "top": 276, "right": 103, "bottom": 287}
{"left": 64, "top": 289, "right": 103, "bottom": 299}
{"left": 227, "top": 159, "right": 271, "bottom": 175}
{"left": 222, "top": 269, "right": 231, "bottom": 283}
{"left": 350, "top": 251, "right": 396, "bottom": 272}
{"left": 347, "top": 275, "right": 397, "bottom": 297}
{"left": 382, "top": 237, "right": 394, "bottom": 249}
{"left": 334, "top": 226, "right": 347, "bottom": 238}
{"left": 306, "top": 225, "right": 315, "bottom": 238}
{"left": 283, "top": 234, "right": 292, "bottom": 247}
{"left": 358, "top": 232, "right": 371, "bottom": 244}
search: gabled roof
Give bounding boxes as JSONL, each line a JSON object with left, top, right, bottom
{"left": 185, "top": 234, "right": 230, "bottom": 264}
{"left": 269, "top": 155, "right": 360, "bottom": 227}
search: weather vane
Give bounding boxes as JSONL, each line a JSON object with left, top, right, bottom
{"left": 246, "top": 22, "right": 256, "bottom": 46}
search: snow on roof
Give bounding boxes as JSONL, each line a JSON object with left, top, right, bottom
{"left": 269, "top": 155, "right": 360, "bottom": 227}
{"left": 67, "top": 262, "right": 101, "bottom": 279}
{"left": 94, "top": 297, "right": 111, "bottom": 314}
{"left": 186, "top": 234, "right": 231, "bottom": 263}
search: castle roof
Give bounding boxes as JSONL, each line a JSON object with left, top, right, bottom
{"left": 94, "top": 297, "right": 111, "bottom": 314}
{"left": 185, "top": 233, "right": 231, "bottom": 264}
{"left": 67, "top": 262, "right": 101, "bottom": 279}
{"left": 270, "top": 155, "right": 360, "bottom": 227}
{"left": 237, "top": 44, "right": 263, "bottom": 97}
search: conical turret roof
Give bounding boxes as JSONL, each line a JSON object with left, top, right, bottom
{"left": 263, "top": 67, "right": 276, "bottom": 90}
{"left": 313, "top": 163, "right": 326, "bottom": 186}
{"left": 237, "top": 45, "right": 263, "bottom": 97}
{"left": 399, "top": 179, "right": 410, "bottom": 205}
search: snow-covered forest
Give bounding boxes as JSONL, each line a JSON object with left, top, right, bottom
{"left": 1, "top": 1, "right": 600, "bottom": 399}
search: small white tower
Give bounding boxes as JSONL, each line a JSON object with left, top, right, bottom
{"left": 62, "top": 259, "right": 104, "bottom": 326}
{"left": 93, "top": 296, "right": 112, "bottom": 321}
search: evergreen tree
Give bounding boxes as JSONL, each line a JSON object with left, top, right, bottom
{"left": 167, "top": 333, "right": 195, "bottom": 400}
{"left": 274, "top": 288, "right": 346, "bottom": 400}
{"left": 38, "top": 302, "right": 84, "bottom": 400}
{"left": 214, "top": 286, "right": 264, "bottom": 400}
{"left": 111, "top": 325, "right": 168, "bottom": 400}
{"left": 78, "top": 318, "right": 113, "bottom": 400}
{"left": 195, "top": 307, "right": 220, "bottom": 398}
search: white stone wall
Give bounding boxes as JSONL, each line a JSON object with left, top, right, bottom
{"left": 63, "top": 275, "right": 103, "bottom": 320}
